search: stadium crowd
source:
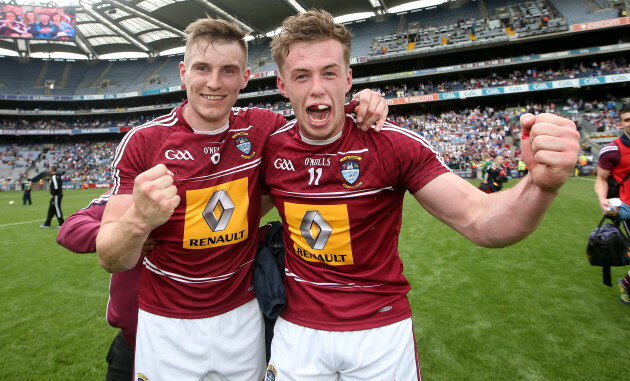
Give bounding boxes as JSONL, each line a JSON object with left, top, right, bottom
{"left": 0, "top": 141, "right": 117, "bottom": 190}
{"left": 0, "top": 113, "right": 162, "bottom": 131}
{"left": 350, "top": 57, "right": 628, "bottom": 99}
{"left": 0, "top": 56, "right": 626, "bottom": 132}
{"left": 2, "top": 97, "right": 624, "bottom": 190}
{"left": 38, "top": 141, "right": 117, "bottom": 184}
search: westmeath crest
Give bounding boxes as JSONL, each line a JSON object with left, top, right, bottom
{"left": 340, "top": 156, "right": 361, "bottom": 185}
{"left": 235, "top": 135, "right": 251, "bottom": 155}
{"left": 232, "top": 132, "right": 256, "bottom": 159}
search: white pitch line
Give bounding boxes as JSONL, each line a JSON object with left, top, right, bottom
{"left": 0, "top": 220, "right": 43, "bottom": 228}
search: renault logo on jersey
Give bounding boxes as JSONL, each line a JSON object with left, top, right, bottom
{"left": 274, "top": 158, "right": 295, "bottom": 171}
{"left": 285, "top": 202, "right": 354, "bottom": 266}
{"left": 183, "top": 178, "right": 249, "bottom": 249}
{"left": 203, "top": 189, "right": 235, "bottom": 231}
{"left": 165, "top": 150, "right": 194, "bottom": 160}
{"left": 300, "top": 210, "right": 332, "bottom": 250}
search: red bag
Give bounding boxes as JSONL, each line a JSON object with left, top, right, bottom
{"left": 478, "top": 182, "right": 491, "bottom": 193}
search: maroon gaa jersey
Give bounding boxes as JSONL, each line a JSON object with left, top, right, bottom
{"left": 111, "top": 101, "right": 286, "bottom": 318}
{"left": 262, "top": 115, "right": 450, "bottom": 331}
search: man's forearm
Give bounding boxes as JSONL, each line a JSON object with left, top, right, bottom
{"left": 96, "top": 205, "right": 152, "bottom": 273}
{"left": 475, "top": 175, "right": 557, "bottom": 248}
{"left": 594, "top": 176, "right": 608, "bottom": 202}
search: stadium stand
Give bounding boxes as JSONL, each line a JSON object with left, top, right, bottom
{"left": 352, "top": 17, "right": 400, "bottom": 57}
{"left": 74, "top": 61, "right": 110, "bottom": 95}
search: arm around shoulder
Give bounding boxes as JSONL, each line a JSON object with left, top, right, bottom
{"left": 57, "top": 204, "right": 104, "bottom": 253}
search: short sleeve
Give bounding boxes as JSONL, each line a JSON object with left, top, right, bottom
{"left": 111, "top": 130, "right": 149, "bottom": 195}
{"left": 598, "top": 141, "right": 620, "bottom": 171}
{"left": 376, "top": 122, "right": 450, "bottom": 194}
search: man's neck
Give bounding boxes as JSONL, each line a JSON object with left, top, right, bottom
{"left": 298, "top": 129, "right": 343, "bottom": 146}
{"left": 181, "top": 103, "right": 229, "bottom": 133}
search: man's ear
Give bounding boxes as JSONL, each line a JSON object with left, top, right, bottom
{"left": 179, "top": 61, "right": 186, "bottom": 86}
{"left": 277, "top": 75, "right": 289, "bottom": 98}
{"left": 345, "top": 68, "right": 353, "bottom": 94}
{"left": 241, "top": 67, "right": 251, "bottom": 89}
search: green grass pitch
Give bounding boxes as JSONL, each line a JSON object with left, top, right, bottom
{"left": 0, "top": 177, "right": 627, "bottom": 380}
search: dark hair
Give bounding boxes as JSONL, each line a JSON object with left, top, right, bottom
{"left": 619, "top": 105, "right": 630, "bottom": 119}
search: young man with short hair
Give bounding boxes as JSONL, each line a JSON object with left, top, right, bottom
{"left": 595, "top": 104, "right": 630, "bottom": 304}
{"left": 262, "top": 10, "right": 580, "bottom": 379}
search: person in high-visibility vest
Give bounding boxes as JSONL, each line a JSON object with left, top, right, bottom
{"left": 577, "top": 152, "right": 588, "bottom": 176}
{"left": 517, "top": 157, "right": 528, "bottom": 178}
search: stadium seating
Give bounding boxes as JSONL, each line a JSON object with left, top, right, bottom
{"left": 548, "top": 0, "right": 618, "bottom": 24}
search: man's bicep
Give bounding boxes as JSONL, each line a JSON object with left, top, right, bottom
{"left": 596, "top": 166, "right": 611, "bottom": 180}
{"left": 413, "top": 172, "right": 483, "bottom": 233}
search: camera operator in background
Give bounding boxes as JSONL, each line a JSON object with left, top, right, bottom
{"left": 594, "top": 104, "right": 630, "bottom": 304}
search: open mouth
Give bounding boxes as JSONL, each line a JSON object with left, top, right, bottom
{"left": 307, "top": 104, "right": 330, "bottom": 124}
{"left": 202, "top": 95, "right": 225, "bottom": 101}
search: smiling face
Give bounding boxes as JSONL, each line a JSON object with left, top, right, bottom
{"left": 179, "top": 40, "right": 250, "bottom": 131}
{"left": 277, "top": 39, "right": 352, "bottom": 141}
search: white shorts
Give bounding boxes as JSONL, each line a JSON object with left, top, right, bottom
{"left": 135, "top": 299, "right": 266, "bottom": 381}
{"left": 266, "top": 317, "right": 421, "bottom": 381}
